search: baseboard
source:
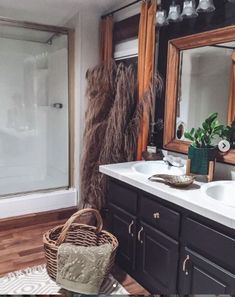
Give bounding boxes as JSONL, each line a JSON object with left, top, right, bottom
{"left": 0, "top": 206, "right": 78, "bottom": 232}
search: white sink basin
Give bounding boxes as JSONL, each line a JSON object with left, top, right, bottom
{"left": 132, "top": 161, "right": 185, "bottom": 176}
{"left": 202, "top": 181, "right": 235, "bottom": 207}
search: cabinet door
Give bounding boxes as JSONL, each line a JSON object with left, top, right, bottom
{"left": 109, "top": 204, "right": 137, "bottom": 273}
{"left": 136, "top": 221, "right": 179, "bottom": 294}
{"left": 179, "top": 248, "right": 235, "bottom": 294}
{"left": 108, "top": 180, "right": 138, "bottom": 214}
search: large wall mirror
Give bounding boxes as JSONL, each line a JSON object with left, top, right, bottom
{"left": 164, "top": 26, "right": 235, "bottom": 165}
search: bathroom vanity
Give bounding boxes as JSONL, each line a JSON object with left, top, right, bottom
{"left": 99, "top": 24, "right": 235, "bottom": 294}
{"left": 100, "top": 162, "right": 235, "bottom": 294}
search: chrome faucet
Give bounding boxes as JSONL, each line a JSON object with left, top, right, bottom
{"left": 163, "top": 156, "right": 184, "bottom": 168}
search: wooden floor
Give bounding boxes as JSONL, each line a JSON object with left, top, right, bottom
{"left": 0, "top": 208, "right": 149, "bottom": 295}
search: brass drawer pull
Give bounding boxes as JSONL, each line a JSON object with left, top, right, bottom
{"left": 128, "top": 220, "right": 134, "bottom": 237}
{"left": 138, "top": 227, "right": 144, "bottom": 244}
{"left": 182, "top": 255, "right": 190, "bottom": 275}
{"left": 153, "top": 212, "right": 160, "bottom": 219}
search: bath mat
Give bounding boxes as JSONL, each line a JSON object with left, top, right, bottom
{"left": 0, "top": 264, "right": 129, "bottom": 295}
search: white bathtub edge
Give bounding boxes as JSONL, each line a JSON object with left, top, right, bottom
{"left": 0, "top": 188, "right": 78, "bottom": 219}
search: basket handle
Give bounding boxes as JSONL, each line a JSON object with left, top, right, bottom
{"left": 56, "top": 208, "right": 103, "bottom": 246}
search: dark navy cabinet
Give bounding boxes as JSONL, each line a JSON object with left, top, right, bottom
{"left": 109, "top": 203, "right": 137, "bottom": 274}
{"left": 179, "top": 248, "right": 235, "bottom": 294}
{"left": 107, "top": 178, "right": 235, "bottom": 294}
{"left": 136, "top": 221, "right": 179, "bottom": 293}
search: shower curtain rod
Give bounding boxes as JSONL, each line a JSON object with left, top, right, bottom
{"left": 101, "top": 0, "right": 142, "bottom": 19}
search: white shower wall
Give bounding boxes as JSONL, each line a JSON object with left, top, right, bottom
{"left": 0, "top": 35, "right": 69, "bottom": 196}
{"left": 47, "top": 36, "right": 69, "bottom": 182}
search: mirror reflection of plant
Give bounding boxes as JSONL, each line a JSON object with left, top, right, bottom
{"left": 230, "top": 121, "right": 235, "bottom": 147}
{"left": 184, "top": 112, "right": 225, "bottom": 148}
{"left": 221, "top": 120, "right": 235, "bottom": 148}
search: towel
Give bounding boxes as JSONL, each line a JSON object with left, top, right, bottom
{"left": 56, "top": 243, "right": 113, "bottom": 294}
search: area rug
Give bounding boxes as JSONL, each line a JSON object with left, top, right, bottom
{"left": 0, "top": 264, "right": 129, "bottom": 295}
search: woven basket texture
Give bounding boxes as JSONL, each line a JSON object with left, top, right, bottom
{"left": 43, "top": 208, "right": 118, "bottom": 280}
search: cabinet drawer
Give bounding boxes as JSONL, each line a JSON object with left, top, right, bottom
{"left": 182, "top": 217, "right": 235, "bottom": 273}
{"left": 140, "top": 194, "right": 180, "bottom": 239}
{"left": 108, "top": 180, "right": 138, "bottom": 214}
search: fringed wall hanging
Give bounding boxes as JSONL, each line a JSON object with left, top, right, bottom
{"left": 80, "top": 61, "right": 160, "bottom": 211}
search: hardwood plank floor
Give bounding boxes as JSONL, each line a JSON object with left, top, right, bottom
{"left": 0, "top": 209, "right": 149, "bottom": 295}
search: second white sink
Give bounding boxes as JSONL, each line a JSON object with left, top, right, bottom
{"left": 132, "top": 161, "right": 185, "bottom": 176}
{"left": 202, "top": 181, "right": 235, "bottom": 207}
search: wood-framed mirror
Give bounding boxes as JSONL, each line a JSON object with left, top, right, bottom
{"left": 164, "top": 25, "right": 235, "bottom": 165}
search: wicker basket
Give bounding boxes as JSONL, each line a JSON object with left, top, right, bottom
{"left": 43, "top": 208, "right": 118, "bottom": 280}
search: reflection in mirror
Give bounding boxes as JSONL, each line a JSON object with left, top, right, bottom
{"left": 176, "top": 121, "right": 185, "bottom": 140}
{"left": 176, "top": 42, "right": 235, "bottom": 140}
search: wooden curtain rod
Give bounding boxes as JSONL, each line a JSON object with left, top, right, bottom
{"left": 101, "top": 0, "right": 142, "bottom": 19}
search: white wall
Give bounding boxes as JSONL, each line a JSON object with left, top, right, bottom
{"left": 66, "top": 7, "right": 100, "bottom": 201}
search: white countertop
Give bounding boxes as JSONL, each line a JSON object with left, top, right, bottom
{"left": 99, "top": 161, "right": 235, "bottom": 230}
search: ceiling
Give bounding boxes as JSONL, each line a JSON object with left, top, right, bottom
{"left": 0, "top": 0, "right": 130, "bottom": 26}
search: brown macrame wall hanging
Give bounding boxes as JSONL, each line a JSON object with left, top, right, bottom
{"left": 80, "top": 61, "right": 162, "bottom": 210}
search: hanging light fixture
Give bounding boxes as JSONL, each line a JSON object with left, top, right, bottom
{"left": 167, "top": 0, "right": 183, "bottom": 22}
{"left": 196, "top": 0, "right": 215, "bottom": 12}
{"left": 156, "top": 0, "right": 168, "bottom": 26}
{"left": 181, "top": 0, "right": 198, "bottom": 18}
{"left": 156, "top": 0, "right": 218, "bottom": 27}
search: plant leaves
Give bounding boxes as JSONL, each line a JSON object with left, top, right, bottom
{"left": 184, "top": 132, "right": 194, "bottom": 141}
{"left": 202, "top": 121, "right": 209, "bottom": 131}
{"left": 183, "top": 112, "right": 235, "bottom": 147}
{"left": 206, "top": 112, "right": 218, "bottom": 125}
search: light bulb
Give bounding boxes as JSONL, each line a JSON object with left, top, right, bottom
{"left": 196, "top": 0, "right": 215, "bottom": 12}
{"left": 181, "top": 0, "right": 198, "bottom": 18}
{"left": 167, "top": 2, "right": 183, "bottom": 22}
{"left": 156, "top": 10, "right": 168, "bottom": 26}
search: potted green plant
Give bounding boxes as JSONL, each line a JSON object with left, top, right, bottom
{"left": 184, "top": 112, "right": 224, "bottom": 175}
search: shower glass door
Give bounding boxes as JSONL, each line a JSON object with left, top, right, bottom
{"left": 0, "top": 24, "right": 70, "bottom": 196}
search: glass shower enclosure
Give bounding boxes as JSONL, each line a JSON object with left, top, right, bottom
{"left": 0, "top": 19, "right": 74, "bottom": 197}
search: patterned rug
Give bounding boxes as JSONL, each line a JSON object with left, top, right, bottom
{"left": 0, "top": 264, "right": 129, "bottom": 295}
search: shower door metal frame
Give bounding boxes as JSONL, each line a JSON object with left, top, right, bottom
{"left": 0, "top": 17, "right": 75, "bottom": 195}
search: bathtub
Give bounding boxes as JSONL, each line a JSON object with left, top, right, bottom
{"left": 0, "top": 188, "right": 77, "bottom": 219}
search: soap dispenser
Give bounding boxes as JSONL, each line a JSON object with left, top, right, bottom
{"left": 142, "top": 122, "right": 163, "bottom": 161}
